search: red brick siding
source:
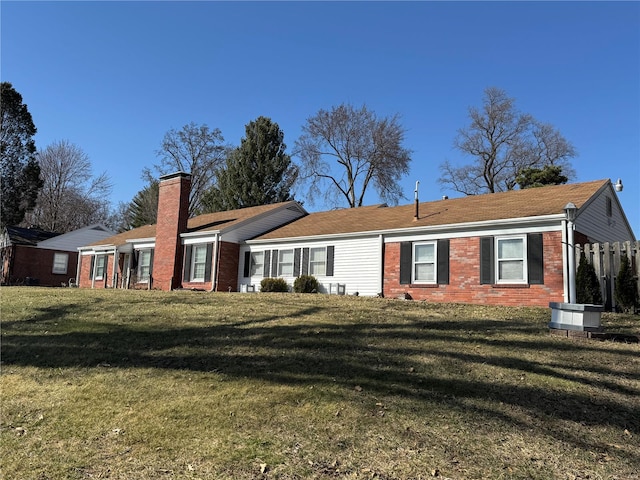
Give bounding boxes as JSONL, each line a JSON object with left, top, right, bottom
{"left": 3, "top": 245, "right": 79, "bottom": 286}
{"left": 78, "top": 253, "right": 116, "bottom": 288}
{"left": 153, "top": 175, "right": 191, "bottom": 291}
{"left": 383, "top": 231, "right": 565, "bottom": 307}
{"left": 216, "top": 241, "right": 240, "bottom": 292}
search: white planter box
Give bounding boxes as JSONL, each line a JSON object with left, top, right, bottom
{"left": 548, "top": 302, "right": 604, "bottom": 332}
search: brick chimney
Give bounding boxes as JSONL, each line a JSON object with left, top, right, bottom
{"left": 152, "top": 172, "right": 191, "bottom": 290}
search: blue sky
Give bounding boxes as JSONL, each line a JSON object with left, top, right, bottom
{"left": 2, "top": 1, "right": 639, "bottom": 236}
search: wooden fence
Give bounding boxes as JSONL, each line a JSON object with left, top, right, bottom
{"left": 575, "top": 240, "right": 640, "bottom": 311}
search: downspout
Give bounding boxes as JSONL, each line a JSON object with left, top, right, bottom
{"left": 209, "top": 234, "right": 221, "bottom": 292}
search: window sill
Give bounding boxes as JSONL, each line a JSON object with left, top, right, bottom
{"left": 407, "top": 283, "right": 440, "bottom": 288}
{"left": 491, "top": 283, "right": 530, "bottom": 289}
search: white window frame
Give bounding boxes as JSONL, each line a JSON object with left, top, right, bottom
{"left": 309, "top": 247, "right": 326, "bottom": 276}
{"left": 278, "top": 249, "right": 294, "bottom": 277}
{"left": 94, "top": 255, "right": 107, "bottom": 280}
{"left": 495, "top": 235, "right": 527, "bottom": 284}
{"left": 138, "top": 249, "right": 152, "bottom": 283}
{"left": 412, "top": 241, "right": 437, "bottom": 284}
{"left": 250, "top": 251, "right": 264, "bottom": 277}
{"left": 52, "top": 252, "right": 69, "bottom": 275}
{"left": 190, "top": 244, "right": 208, "bottom": 282}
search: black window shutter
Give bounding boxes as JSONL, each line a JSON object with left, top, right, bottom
{"left": 89, "top": 256, "right": 94, "bottom": 279}
{"left": 271, "top": 249, "right": 279, "bottom": 276}
{"left": 149, "top": 249, "right": 154, "bottom": 277}
{"left": 326, "top": 246, "right": 335, "bottom": 277}
{"left": 293, "top": 248, "right": 301, "bottom": 277}
{"left": 301, "top": 248, "right": 309, "bottom": 275}
{"left": 437, "top": 239, "right": 450, "bottom": 285}
{"left": 204, "top": 244, "right": 214, "bottom": 282}
{"left": 399, "top": 242, "right": 412, "bottom": 285}
{"left": 263, "top": 250, "right": 271, "bottom": 277}
{"left": 243, "top": 251, "right": 251, "bottom": 278}
{"left": 480, "top": 237, "right": 494, "bottom": 284}
{"left": 183, "top": 246, "right": 192, "bottom": 282}
{"left": 527, "top": 233, "right": 544, "bottom": 284}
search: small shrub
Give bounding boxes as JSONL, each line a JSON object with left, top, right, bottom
{"left": 615, "top": 254, "right": 639, "bottom": 312}
{"left": 260, "top": 277, "right": 289, "bottom": 293}
{"left": 293, "top": 275, "right": 319, "bottom": 293}
{"left": 576, "top": 253, "right": 602, "bottom": 305}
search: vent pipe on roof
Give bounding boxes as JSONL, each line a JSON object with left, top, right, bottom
{"left": 414, "top": 181, "right": 419, "bottom": 221}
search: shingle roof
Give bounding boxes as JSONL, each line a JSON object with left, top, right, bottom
{"left": 253, "top": 179, "right": 610, "bottom": 240}
{"left": 4, "top": 226, "right": 60, "bottom": 246}
{"left": 86, "top": 201, "right": 302, "bottom": 247}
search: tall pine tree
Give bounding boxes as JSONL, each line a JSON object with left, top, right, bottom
{"left": 202, "top": 117, "right": 297, "bottom": 212}
{"left": 1, "top": 82, "right": 42, "bottom": 227}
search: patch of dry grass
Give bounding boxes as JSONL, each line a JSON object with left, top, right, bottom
{"left": 1, "top": 287, "right": 639, "bottom": 479}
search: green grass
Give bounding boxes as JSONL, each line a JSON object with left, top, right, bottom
{"left": 1, "top": 287, "right": 639, "bottom": 479}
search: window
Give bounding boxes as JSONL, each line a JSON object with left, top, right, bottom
{"left": 278, "top": 249, "right": 294, "bottom": 276}
{"left": 309, "top": 247, "right": 326, "bottom": 276}
{"left": 250, "top": 252, "right": 264, "bottom": 277}
{"left": 138, "top": 249, "right": 152, "bottom": 282}
{"left": 94, "top": 255, "right": 107, "bottom": 280}
{"left": 52, "top": 253, "right": 69, "bottom": 274}
{"left": 413, "top": 242, "right": 436, "bottom": 283}
{"left": 191, "top": 245, "right": 207, "bottom": 281}
{"left": 496, "top": 236, "right": 526, "bottom": 283}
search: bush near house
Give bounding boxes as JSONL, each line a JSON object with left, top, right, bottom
{"left": 293, "top": 274, "right": 319, "bottom": 293}
{"left": 260, "top": 277, "right": 289, "bottom": 292}
{"left": 576, "top": 253, "right": 603, "bottom": 305}
{"left": 615, "top": 253, "right": 639, "bottom": 312}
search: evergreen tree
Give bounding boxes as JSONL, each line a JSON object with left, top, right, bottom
{"left": 202, "top": 117, "right": 297, "bottom": 212}
{"left": 575, "top": 253, "right": 603, "bottom": 305}
{"left": 1, "top": 82, "right": 42, "bottom": 226}
{"left": 614, "top": 254, "right": 638, "bottom": 312}
{"left": 516, "top": 165, "right": 569, "bottom": 189}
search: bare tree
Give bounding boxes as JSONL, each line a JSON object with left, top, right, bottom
{"left": 439, "top": 87, "right": 576, "bottom": 195}
{"left": 26, "top": 140, "right": 112, "bottom": 232}
{"left": 151, "top": 122, "right": 227, "bottom": 216}
{"left": 294, "top": 103, "right": 412, "bottom": 208}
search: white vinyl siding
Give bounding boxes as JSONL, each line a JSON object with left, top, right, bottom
{"left": 52, "top": 252, "right": 69, "bottom": 274}
{"left": 496, "top": 236, "right": 526, "bottom": 283}
{"left": 241, "top": 235, "right": 382, "bottom": 296}
{"left": 413, "top": 242, "right": 436, "bottom": 283}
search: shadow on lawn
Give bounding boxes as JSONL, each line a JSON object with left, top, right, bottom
{"left": 3, "top": 297, "right": 639, "bottom": 460}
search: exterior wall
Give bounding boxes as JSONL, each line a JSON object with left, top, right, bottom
{"left": 384, "top": 231, "right": 565, "bottom": 307}
{"left": 153, "top": 173, "right": 191, "bottom": 291}
{"left": 576, "top": 186, "right": 635, "bottom": 242}
{"left": 78, "top": 253, "right": 117, "bottom": 289}
{"left": 240, "top": 236, "right": 382, "bottom": 296}
{"left": 216, "top": 241, "right": 240, "bottom": 292}
{"left": 2, "top": 245, "right": 79, "bottom": 286}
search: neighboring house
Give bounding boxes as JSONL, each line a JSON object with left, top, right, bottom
{"left": 77, "top": 173, "right": 635, "bottom": 308}
{"left": 0, "top": 224, "right": 115, "bottom": 286}
{"left": 77, "top": 172, "right": 308, "bottom": 291}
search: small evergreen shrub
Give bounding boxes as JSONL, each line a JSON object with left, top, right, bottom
{"left": 260, "top": 277, "right": 289, "bottom": 292}
{"left": 614, "top": 254, "right": 639, "bottom": 312}
{"left": 293, "top": 275, "right": 319, "bottom": 293}
{"left": 576, "top": 253, "right": 603, "bottom": 305}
